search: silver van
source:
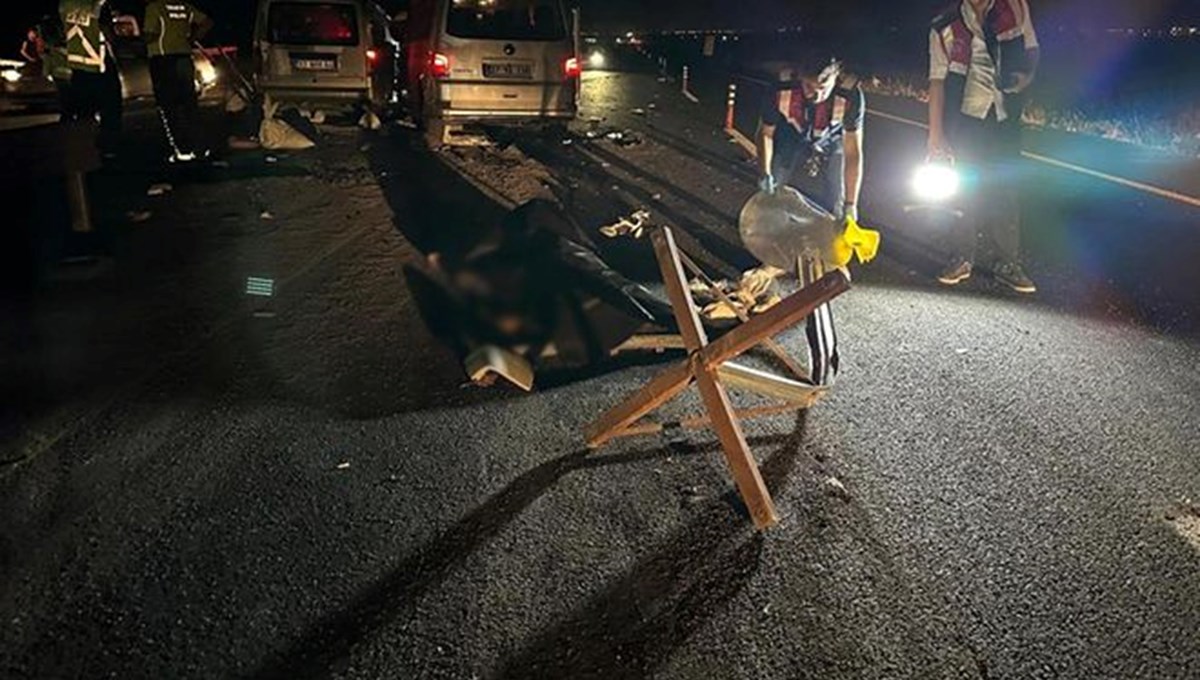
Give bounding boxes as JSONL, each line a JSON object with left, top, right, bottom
{"left": 254, "top": 0, "right": 397, "bottom": 113}
{"left": 401, "top": 0, "right": 579, "bottom": 144}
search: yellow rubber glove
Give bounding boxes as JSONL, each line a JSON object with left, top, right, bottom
{"left": 830, "top": 216, "right": 881, "bottom": 268}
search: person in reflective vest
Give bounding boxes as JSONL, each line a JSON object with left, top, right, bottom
{"left": 755, "top": 48, "right": 866, "bottom": 387}
{"left": 143, "top": 0, "right": 213, "bottom": 162}
{"left": 928, "top": 0, "right": 1040, "bottom": 293}
{"left": 59, "top": 0, "right": 123, "bottom": 155}
{"left": 758, "top": 50, "right": 866, "bottom": 223}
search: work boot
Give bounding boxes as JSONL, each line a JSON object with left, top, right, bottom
{"left": 993, "top": 261, "right": 1037, "bottom": 294}
{"left": 937, "top": 258, "right": 973, "bottom": 286}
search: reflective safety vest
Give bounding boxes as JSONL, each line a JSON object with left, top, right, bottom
{"left": 772, "top": 74, "right": 862, "bottom": 155}
{"left": 933, "top": 0, "right": 1029, "bottom": 77}
{"left": 932, "top": 0, "right": 1033, "bottom": 125}
{"left": 145, "top": 0, "right": 206, "bottom": 57}
{"left": 60, "top": 0, "right": 107, "bottom": 74}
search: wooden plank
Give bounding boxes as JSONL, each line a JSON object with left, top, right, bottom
{"left": 694, "top": 366, "right": 779, "bottom": 529}
{"left": 716, "top": 362, "right": 826, "bottom": 406}
{"left": 612, "top": 402, "right": 809, "bottom": 438}
{"left": 678, "top": 252, "right": 809, "bottom": 381}
{"left": 651, "top": 228, "right": 709, "bottom": 353}
{"left": 610, "top": 334, "right": 687, "bottom": 355}
{"left": 584, "top": 359, "right": 695, "bottom": 449}
{"left": 701, "top": 270, "right": 851, "bottom": 370}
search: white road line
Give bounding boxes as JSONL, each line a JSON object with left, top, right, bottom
{"left": 867, "top": 108, "right": 1200, "bottom": 209}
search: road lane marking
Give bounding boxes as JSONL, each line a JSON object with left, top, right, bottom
{"left": 867, "top": 108, "right": 1200, "bottom": 210}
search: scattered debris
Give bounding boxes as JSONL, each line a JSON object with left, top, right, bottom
{"left": 824, "top": 475, "right": 850, "bottom": 501}
{"left": 265, "top": 155, "right": 278, "bottom": 164}
{"left": 260, "top": 210, "right": 275, "bottom": 221}
{"left": 228, "top": 136, "right": 260, "bottom": 151}
{"left": 689, "top": 267, "right": 785, "bottom": 323}
{"left": 336, "top": 462, "right": 351, "bottom": 470}
{"left": 126, "top": 210, "right": 152, "bottom": 223}
{"left": 600, "top": 209, "right": 652, "bottom": 239}
{"left": 358, "top": 111, "right": 382, "bottom": 130}
{"left": 395, "top": 118, "right": 418, "bottom": 129}
{"left": 631, "top": 108, "right": 646, "bottom": 116}
{"left": 955, "top": 348, "right": 971, "bottom": 355}
{"left": 210, "top": 160, "right": 231, "bottom": 169}
{"left": 146, "top": 183, "right": 173, "bottom": 197}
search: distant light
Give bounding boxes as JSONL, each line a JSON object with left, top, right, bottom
{"left": 588, "top": 51, "right": 606, "bottom": 69}
{"left": 912, "top": 163, "right": 960, "bottom": 202}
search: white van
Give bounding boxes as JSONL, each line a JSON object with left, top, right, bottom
{"left": 254, "top": 0, "right": 397, "bottom": 113}
{"left": 401, "top": 0, "right": 579, "bottom": 144}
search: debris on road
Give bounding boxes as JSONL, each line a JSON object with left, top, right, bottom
{"left": 146, "top": 183, "right": 173, "bottom": 197}
{"left": 359, "top": 111, "right": 382, "bottom": 131}
{"left": 126, "top": 210, "right": 152, "bottom": 224}
{"left": 599, "top": 209, "right": 651, "bottom": 239}
{"left": 824, "top": 475, "right": 850, "bottom": 501}
{"left": 261, "top": 104, "right": 317, "bottom": 151}
{"left": 336, "top": 462, "right": 351, "bottom": 470}
{"left": 259, "top": 211, "right": 275, "bottom": 221}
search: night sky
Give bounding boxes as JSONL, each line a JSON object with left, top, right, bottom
{"left": 10, "top": 0, "right": 1200, "bottom": 52}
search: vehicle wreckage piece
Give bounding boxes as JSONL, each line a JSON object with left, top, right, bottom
{"left": 402, "top": 200, "right": 681, "bottom": 390}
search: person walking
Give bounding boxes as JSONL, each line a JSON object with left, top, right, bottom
{"left": 928, "top": 0, "right": 1041, "bottom": 293}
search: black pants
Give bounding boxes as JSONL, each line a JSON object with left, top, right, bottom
{"left": 150, "top": 54, "right": 200, "bottom": 156}
{"left": 769, "top": 124, "right": 844, "bottom": 387}
{"left": 948, "top": 113, "right": 1022, "bottom": 265}
{"left": 60, "top": 67, "right": 123, "bottom": 154}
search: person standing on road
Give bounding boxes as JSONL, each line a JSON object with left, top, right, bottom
{"left": 142, "top": 0, "right": 213, "bottom": 162}
{"left": 756, "top": 49, "right": 866, "bottom": 387}
{"left": 59, "top": 0, "right": 124, "bottom": 157}
{"left": 21, "top": 27, "right": 47, "bottom": 65}
{"left": 928, "top": 0, "right": 1040, "bottom": 293}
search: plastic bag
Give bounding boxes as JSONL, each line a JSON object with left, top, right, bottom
{"left": 259, "top": 101, "right": 316, "bottom": 151}
{"left": 738, "top": 189, "right": 881, "bottom": 270}
{"left": 738, "top": 187, "right": 840, "bottom": 270}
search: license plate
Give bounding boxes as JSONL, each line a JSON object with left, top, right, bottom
{"left": 294, "top": 58, "right": 337, "bottom": 72}
{"left": 483, "top": 63, "right": 533, "bottom": 79}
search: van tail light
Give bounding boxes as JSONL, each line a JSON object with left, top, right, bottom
{"left": 366, "top": 48, "right": 379, "bottom": 71}
{"left": 564, "top": 56, "right": 581, "bottom": 78}
{"left": 431, "top": 53, "right": 451, "bottom": 79}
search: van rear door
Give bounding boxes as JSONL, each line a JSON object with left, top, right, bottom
{"left": 433, "top": 0, "right": 576, "bottom": 117}
{"left": 262, "top": 1, "right": 369, "bottom": 95}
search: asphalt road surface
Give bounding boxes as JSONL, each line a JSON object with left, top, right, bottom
{"left": 1, "top": 62, "right": 1198, "bottom": 679}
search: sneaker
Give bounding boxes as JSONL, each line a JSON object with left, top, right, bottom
{"left": 937, "top": 258, "right": 973, "bottom": 286}
{"left": 993, "top": 262, "right": 1037, "bottom": 294}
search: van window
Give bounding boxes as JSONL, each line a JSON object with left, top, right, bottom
{"left": 268, "top": 3, "right": 360, "bottom": 46}
{"left": 446, "top": 0, "right": 566, "bottom": 41}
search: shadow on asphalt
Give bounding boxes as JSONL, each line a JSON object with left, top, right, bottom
{"left": 250, "top": 422, "right": 807, "bottom": 680}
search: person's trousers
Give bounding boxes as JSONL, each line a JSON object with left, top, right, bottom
{"left": 61, "top": 67, "right": 123, "bottom": 154}
{"left": 769, "top": 124, "right": 843, "bottom": 386}
{"left": 949, "top": 113, "right": 1022, "bottom": 265}
{"left": 150, "top": 54, "right": 200, "bottom": 156}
